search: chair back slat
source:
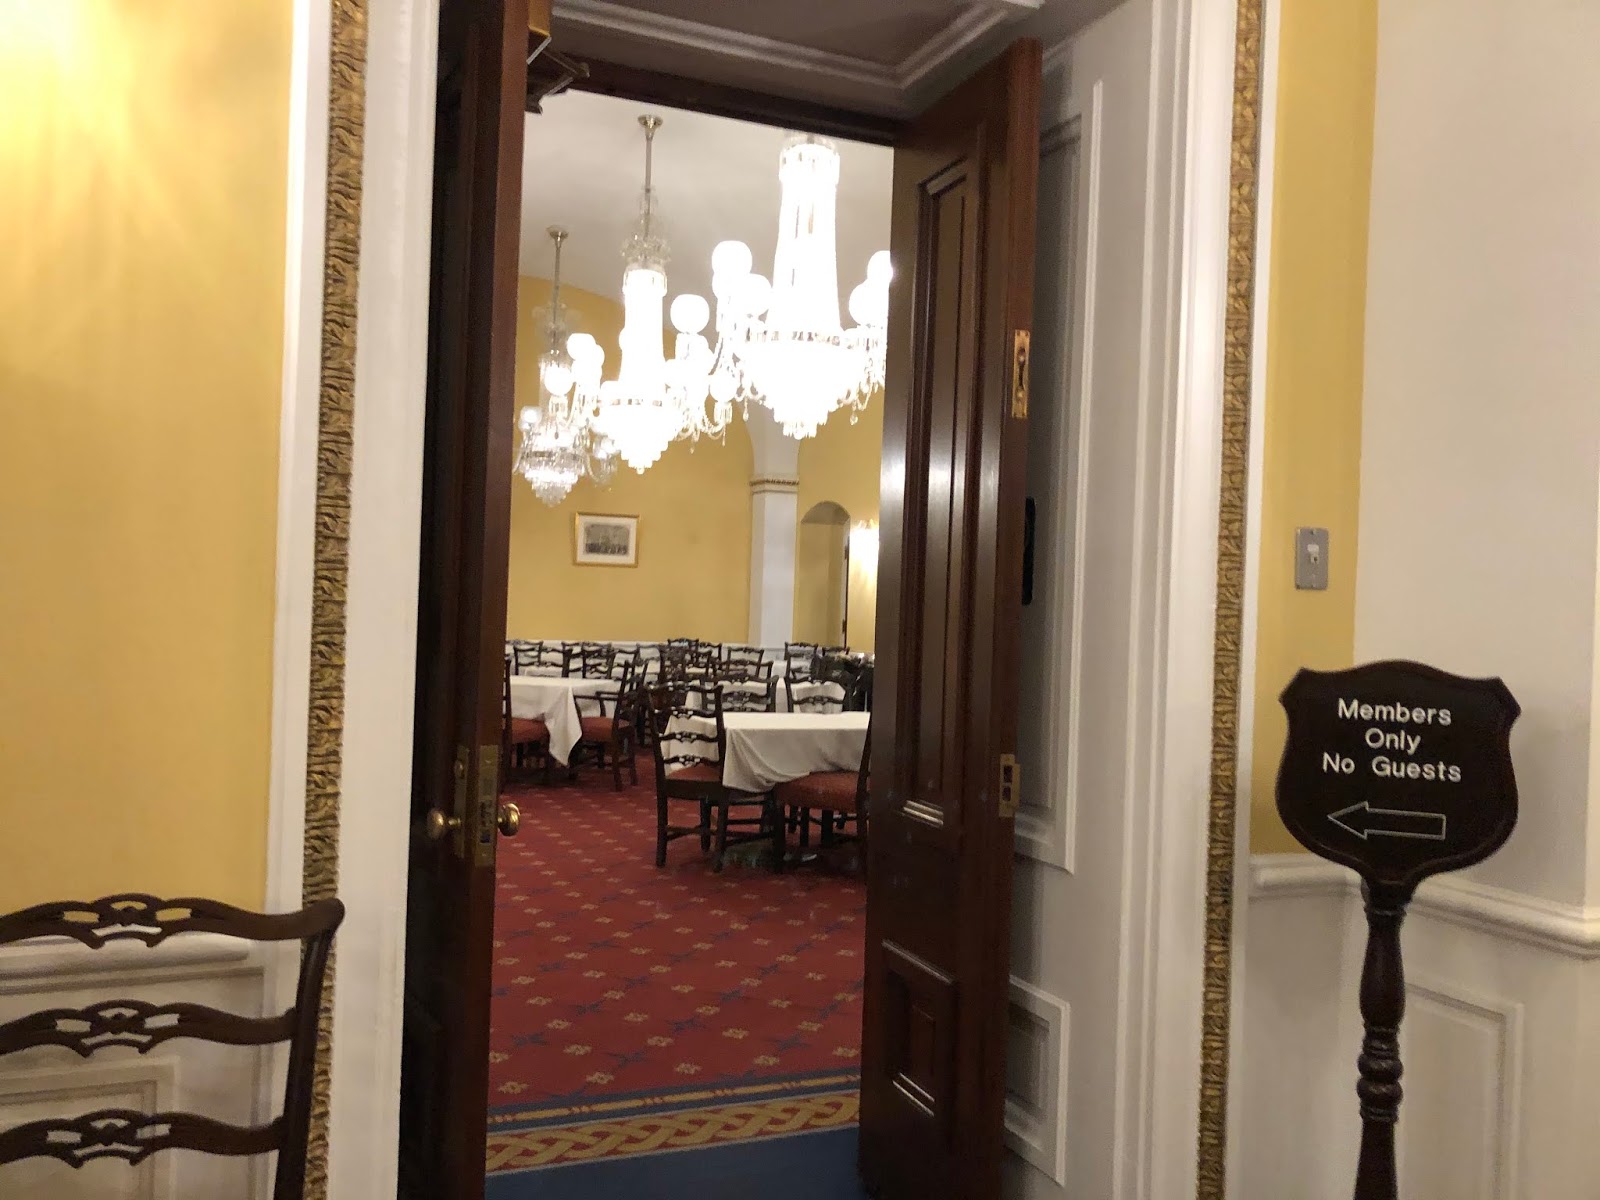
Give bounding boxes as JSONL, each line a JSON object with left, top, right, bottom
{"left": 0, "top": 894, "right": 340, "bottom": 950}
{"left": 0, "top": 1109, "right": 283, "bottom": 1170}
{"left": 0, "top": 1001, "right": 295, "bottom": 1059}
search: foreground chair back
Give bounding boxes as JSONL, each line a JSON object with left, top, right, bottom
{"left": 0, "top": 894, "right": 345, "bottom": 1199}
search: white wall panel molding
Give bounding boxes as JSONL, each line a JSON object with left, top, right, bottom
{"left": 1249, "top": 853, "right": 1600, "bottom": 959}
{"left": 1401, "top": 977, "right": 1523, "bottom": 1200}
{"left": 1004, "top": 978, "right": 1071, "bottom": 1185}
{"left": 0, "top": 940, "right": 268, "bottom": 1199}
{"left": 1016, "top": 107, "right": 1090, "bottom": 874}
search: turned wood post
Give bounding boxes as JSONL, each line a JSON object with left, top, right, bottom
{"left": 1353, "top": 881, "right": 1412, "bottom": 1200}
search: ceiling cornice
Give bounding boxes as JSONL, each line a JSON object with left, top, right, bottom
{"left": 552, "top": 0, "right": 1039, "bottom": 115}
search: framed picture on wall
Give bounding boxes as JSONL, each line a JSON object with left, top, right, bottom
{"left": 573, "top": 513, "right": 639, "bottom": 567}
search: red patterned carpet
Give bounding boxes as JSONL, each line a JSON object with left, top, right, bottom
{"left": 486, "top": 760, "right": 865, "bottom": 1177}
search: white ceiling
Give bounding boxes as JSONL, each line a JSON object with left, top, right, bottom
{"left": 520, "top": 90, "right": 894, "bottom": 309}
{"left": 550, "top": 0, "right": 1122, "bottom": 117}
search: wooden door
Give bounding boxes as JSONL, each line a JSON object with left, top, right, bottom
{"left": 397, "top": 0, "right": 528, "bottom": 1196}
{"left": 860, "top": 39, "right": 1042, "bottom": 1200}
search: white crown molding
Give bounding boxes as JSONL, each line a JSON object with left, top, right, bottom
{"left": 1249, "top": 852, "right": 1600, "bottom": 959}
{"left": 555, "top": 0, "right": 893, "bottom": 89}
{"left": 0, "top": 933, "right": 255, "bottom": 992}
{"left": 553, "top": 0, "right": 1033, "bottom": 108}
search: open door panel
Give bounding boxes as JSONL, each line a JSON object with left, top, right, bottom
{"left": 398, "top": 0, "right": 529, "bottom": 1197}
{"left": 860, "top": 39, "right": 1042, "bottom": 1200}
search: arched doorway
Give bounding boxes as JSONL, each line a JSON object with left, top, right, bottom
{"left": 794, "top": 500, "right": 850, "bottom": 646}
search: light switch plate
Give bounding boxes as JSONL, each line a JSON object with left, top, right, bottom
{"left": 1295, "top": 527, "right": 1329, "bottom": 590}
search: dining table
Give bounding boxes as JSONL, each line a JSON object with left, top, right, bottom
{"left": 508, "top": 675, "right": 619, "bottom": 765}
{"left": 663, "top": 710, "right": 869, "bottom": 794}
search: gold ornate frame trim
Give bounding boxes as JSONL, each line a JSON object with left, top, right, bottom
{"left": 1197, "top": 0, "right": 1265, "bottom": 1195}
{"left": 302, "top": 1, "right": 369, "bottom": 1195}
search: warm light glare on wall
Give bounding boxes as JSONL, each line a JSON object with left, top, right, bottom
{"left": 849, "top": 521, "right": 879, "bottom": 563}
{"left": 0, "top": 0, "right": 82, "bottom": 61}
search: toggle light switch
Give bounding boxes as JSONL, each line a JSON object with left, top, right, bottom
{"left": 1295, "top": 527, "right": 1329, "bottom": 591}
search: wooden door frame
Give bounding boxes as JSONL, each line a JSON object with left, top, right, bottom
{"left": 267, "top": 0, "right": 1240, "bottom": 1194}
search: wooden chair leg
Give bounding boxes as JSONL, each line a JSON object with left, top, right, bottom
{"left": 655, "top": 794, "right": 669, "bottom": 868}
{"left": 611, "top": 739, "right": 623, "bottom": 792}
{"left": 769, "top": 797, "right": 786, "bottom": 873}
{"left": 699, "top": 800, "right": 712, "bottom": 852}
{"left": 712, "top": 802, "right": 730, "bottom": 873}
{"left": 627, "top": 735, "right": 639, "bottom": 786}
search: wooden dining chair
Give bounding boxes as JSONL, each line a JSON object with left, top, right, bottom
{"left": 784, "top": 641, "right": 821, "bottom": 682}
{"left": 524, "top": 641, "right": 569, "bottom": 676}
{"left": 773, "top": 714, "right": 872, "bottom": 874}
{"left": 573, "top": 655, "right": 643, "bottom": 790}
{"left": 503, "top": 658, "right": 552, "bottom": 784}
{"left": 716, "top": 656, "right": 774, "bottom": 685}
{"left": 781, "top": 673, "right": 847, "bottom": 714}
{"left": 646, "top": 686, "right": 781, "bottom": 873}
{"left": 722, "top": 644, "right": 764, "bottom": 668}
{"left": 717, "top": 677, "right": 778, "bottom": 713}
{"left": 569, "top": 642, "right": 614, "bottom": 679}
{"left": 0, "top": 894, "right": 344, "bottom": 1199}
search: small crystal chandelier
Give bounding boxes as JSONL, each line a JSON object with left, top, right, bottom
{"left": 704, "top": 135, "right": 890, "bottom": 440}
{"left": 514, "top": 226, "right": 618, "bottom": 505}
{"left": 579, "top": 114, "right": 732, "bottom": 473}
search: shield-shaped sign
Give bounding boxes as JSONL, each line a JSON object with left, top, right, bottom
{"left": 1277, "top": 660, "right": 1520, "bottom": 890}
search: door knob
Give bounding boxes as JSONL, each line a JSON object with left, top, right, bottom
{"left": 497, "top": 801, "right": 521, "bottom": 837}
{"left": 425, "top": 808, "right": 461, "bottom": 841}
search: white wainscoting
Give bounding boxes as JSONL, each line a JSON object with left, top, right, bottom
{"left": 1239, "top": 854, "right": 1600, "bottom": 1200}
{"left": 0, "top": 934, "right": 273, "bottom": 1200}
{"left": 1004, "top": 978, "right": 1071, "bottom": 1185}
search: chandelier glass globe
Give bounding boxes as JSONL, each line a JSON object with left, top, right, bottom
{"left": 702, "top": 136, "right": 889, "bottom": 440}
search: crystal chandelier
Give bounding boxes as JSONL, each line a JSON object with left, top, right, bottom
{"left": 704, "top": 135, "right": 890, "bottom": 440}
{"left": 514, "top": 226, "right": 618, "bottom": 505}
{"left": 575, "top": 114, "right": 732, "bottom": 474}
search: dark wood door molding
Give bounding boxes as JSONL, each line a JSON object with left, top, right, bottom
{"left": 398, "top": 0, "right": 528, "bottom": 1197}
{"left": 859, "top": 39, "right": 1042, "bottom": 1200}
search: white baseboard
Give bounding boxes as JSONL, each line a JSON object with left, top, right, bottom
{"left": 0, "top": 934, "right": 271, "bottom": 1200}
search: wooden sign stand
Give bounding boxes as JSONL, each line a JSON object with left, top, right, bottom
{"left": 1276, "top": 661, "right": 1520, "bottom": 1200}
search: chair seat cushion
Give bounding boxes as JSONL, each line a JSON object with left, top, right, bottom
{"left": 508, "top": 717, "right": 548, "bottom": 745}
{"left": 775, "top": 771, "right": 859, "bottom": 808}
{"left": 579, "top": 715, "right": 614, "bottom": 741}
{"left": 669, "top": 763, "right": 721, "bottom": 784}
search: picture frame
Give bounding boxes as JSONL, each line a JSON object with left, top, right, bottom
{"left": 573, "top": 512, "right": 639, "bottom": 567}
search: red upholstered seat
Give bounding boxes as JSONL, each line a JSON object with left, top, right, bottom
{"left": 670, "top": 763, "right": 722, "bottom": 784}
{"left": 508, "top": 717, "right": 548, "bottom": 745}
{"left": 775, "top": 771, "right": 859, "bottom": 808}
{"left": 579, "top": 715, "right": 614, "bottom": 741}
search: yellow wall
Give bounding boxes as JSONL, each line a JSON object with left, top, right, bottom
{"left": 795, "top": 391, "right": 883, "bottom": 651}
{"left": 1249, "top": 0, "right": 1377, "bottom": 852}
{"left": 0, "top": 2, "right": 291, "bottom": 907}
{"left": 505, "top": 277, "right": 754, "bottom": 641}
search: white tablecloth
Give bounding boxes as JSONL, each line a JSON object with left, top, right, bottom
{"left": 663, "top": 711, "right": 869, "bottom": 794}
{"left": 509, "top": 676, "right": 619, "bottom": 765}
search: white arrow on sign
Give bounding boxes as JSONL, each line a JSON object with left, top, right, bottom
{"left": 1328, "top": 802, "right": 1447, "bottom": 842}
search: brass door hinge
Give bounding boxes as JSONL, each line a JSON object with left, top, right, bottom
{"left": 1010, "top": 329, "right": 1031, "bottom": 419}
{"left": 998, "top": 753, "right": 1020, "bottom": 820}
{"left": 473, "top": 743, "right": 502, "bottom": 867}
